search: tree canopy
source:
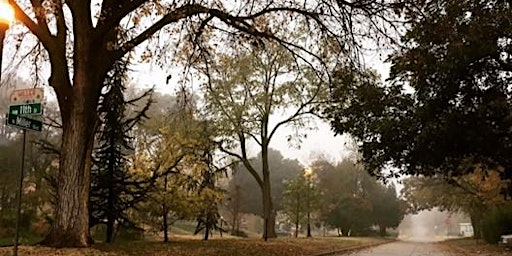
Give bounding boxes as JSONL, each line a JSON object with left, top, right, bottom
{"left": 325, "top": 1, "right": 512, "bottom": 179}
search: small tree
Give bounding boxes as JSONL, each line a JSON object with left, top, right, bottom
{"left": 282, "top": 174, "right": 307, "bottom": 238}
{"left": 192, "top": 116, "right": 229, "bottom": 241}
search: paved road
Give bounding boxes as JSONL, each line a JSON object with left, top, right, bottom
{"left": 343, "top": 241, "right": 462, "bottom": 256}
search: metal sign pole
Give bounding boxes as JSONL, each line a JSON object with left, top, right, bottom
{"left": 13, "top": 129, "right": 26, "bottom": 256}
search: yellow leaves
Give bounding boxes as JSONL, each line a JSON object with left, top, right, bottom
{"left": 402, "top": 164, "right": 510, "bottom": 214}
{"left": 454, "top": 166, "right": 509, "bottom": 207}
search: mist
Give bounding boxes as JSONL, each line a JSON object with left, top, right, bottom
{"left": 398, "top": 209, "right": 462, "bottom": 242}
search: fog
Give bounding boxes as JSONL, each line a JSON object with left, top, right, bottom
{"left": 398, "top": 209, "right": 466, "bottom": 242}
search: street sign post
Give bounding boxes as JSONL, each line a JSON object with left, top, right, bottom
{"left": 7, "top": 88, "right": 44, "bottom": 256}
{"left": 6, "top": 113, "right": 43, "bottom": 132}
{"left": 9, "top": 103, "right": 43, "bottom": 116}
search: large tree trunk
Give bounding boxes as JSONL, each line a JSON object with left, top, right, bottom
{"left": 469, "top": 210, "right": 484, "bottom": 239}
{"left": 41, "top": 100, "right": 96, "bottom": 247}
{"left": 41, "top": 30, "right": 104, "bottom": 245}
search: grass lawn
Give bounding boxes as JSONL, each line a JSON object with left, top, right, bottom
{"left": 440, "top": 238, "right": 512, "bottom": 256}
{"left": 0, "top": 236, "right": 390, "bottom": 256}
{"left": 0, "top": 233, "right": 43, "bottom": 247}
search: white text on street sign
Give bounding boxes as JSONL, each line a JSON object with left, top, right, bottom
{"left": 9, "top": 103, "right": 43, "bottom": 116}
{"left": 6, "top": 114, "right": 43, "bottom": 132}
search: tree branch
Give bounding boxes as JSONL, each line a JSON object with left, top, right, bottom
{"left": 95, "top": 0, "right": 147, "bottom": 38}
{"left": 29, "top": 0, "right": 50, "bottom": 37}
{"left": 267, "top": 83, "right": 321, "bottom": 141}
{"left": 10, "top": 0, "right": 54, "bottom": 48}
{"left": 111, "top": 4, "right": 209, "bottom": 60}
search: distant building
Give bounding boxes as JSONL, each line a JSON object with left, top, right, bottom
{"left": 459, "top": 223, "right": 474, "bottom": 237}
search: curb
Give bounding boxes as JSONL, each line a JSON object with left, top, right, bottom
{"left": 310, "top": 239, "right": 396, "bottom": 256}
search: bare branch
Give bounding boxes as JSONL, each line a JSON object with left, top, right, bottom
{"left": 95, "top": 0, "right": 147, "bottom": 38}
{"left": 34, "top": 139, "right": 61, "bottom": 156}
{"left": 267, "top": 82, "right": 322, "bottom": 141}
{"left": 217, "top": 139, "right": 263, "bottom": 188}
{"left": 29, "top": 0, "right": 50, "bottom": 36}
{"left": 10, "top": 0, "right": 54, "bottom": 48}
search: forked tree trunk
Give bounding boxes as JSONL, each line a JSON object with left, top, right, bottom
{"left": 41, "top": 35, "right": 105, "bottom": 245}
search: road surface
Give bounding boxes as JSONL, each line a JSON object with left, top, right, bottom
{"left": 343, "top": 241, "right": 463, "bottom": 256}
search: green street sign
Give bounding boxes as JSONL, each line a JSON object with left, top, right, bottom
{"left": 9, "top": 103, "right": 43, "bottom": 116}
{"left": 6, "top": 114, "right": 43, "bottom": 132}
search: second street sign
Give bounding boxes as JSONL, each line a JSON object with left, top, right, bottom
{"left": 9, "top": 103, "right": 43, "bottom": 116}
{"left": 6, "top": 114, "right": 43, "bottom": 132}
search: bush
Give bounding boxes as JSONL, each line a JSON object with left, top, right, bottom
{"left": 481, "top": 204, "right": 512, "bottom": 244}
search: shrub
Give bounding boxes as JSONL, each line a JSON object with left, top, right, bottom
{"left": 481, "top": 203, "right": 512, "bottom": 244}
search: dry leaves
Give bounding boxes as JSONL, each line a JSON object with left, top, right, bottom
{"left": 0, "top": 237, "right": 388, "bottom": 256}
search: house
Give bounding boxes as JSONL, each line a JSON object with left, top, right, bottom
{"left": 459, "top": 223, "right": 474, "bottom": 237}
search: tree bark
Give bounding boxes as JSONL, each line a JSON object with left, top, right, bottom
{"left": 231, "top": 185, "right": 240, "bottom": 236}
{"left": 163, "top": 174, "right": 169, "bottom": 243}
{"left": 163, "top": 206, "right": 169, "bottom": 242}
{"left": 41, "top": 27, "right": 105, "bottom": 245}
{"left": 106, "top": 217, "right": 114, "bottom": 243}
{"left": 306, "top": 184, "right": 311, "bottom": 238}
{"left": 106, "top": 148, "right": 115, "bottom": 243}
{"left": 204, "top": 221, "right": 210, "bottom": 240}
{"left": 469, "top": 210, "right": 483, "bottom": 239}
{"left": 295, "top": 192, "right": 300, "bottom": 238}
{"left": 261, "top": 145, "right": 276, "bottom": 240}
{"left": 41, "top": 100, "right": 96, "bottom": 247}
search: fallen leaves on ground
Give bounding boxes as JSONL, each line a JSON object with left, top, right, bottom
{"left": 439, "top": 238, "right": 512, "bottom": 256}
{"left": 0, "top": 237, "right": 389, "bottom": 256}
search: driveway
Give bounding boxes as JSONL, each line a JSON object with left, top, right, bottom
{"left": 342, "top": 241, "right": 463, "bottom": 256}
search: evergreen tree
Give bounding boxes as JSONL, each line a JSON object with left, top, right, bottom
{"left": 90, "top": 58, "right": 152, "bottom": 243}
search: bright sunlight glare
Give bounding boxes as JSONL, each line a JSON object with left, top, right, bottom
{"left": 0, "top": 1, "right": 14, "bottom": 26}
